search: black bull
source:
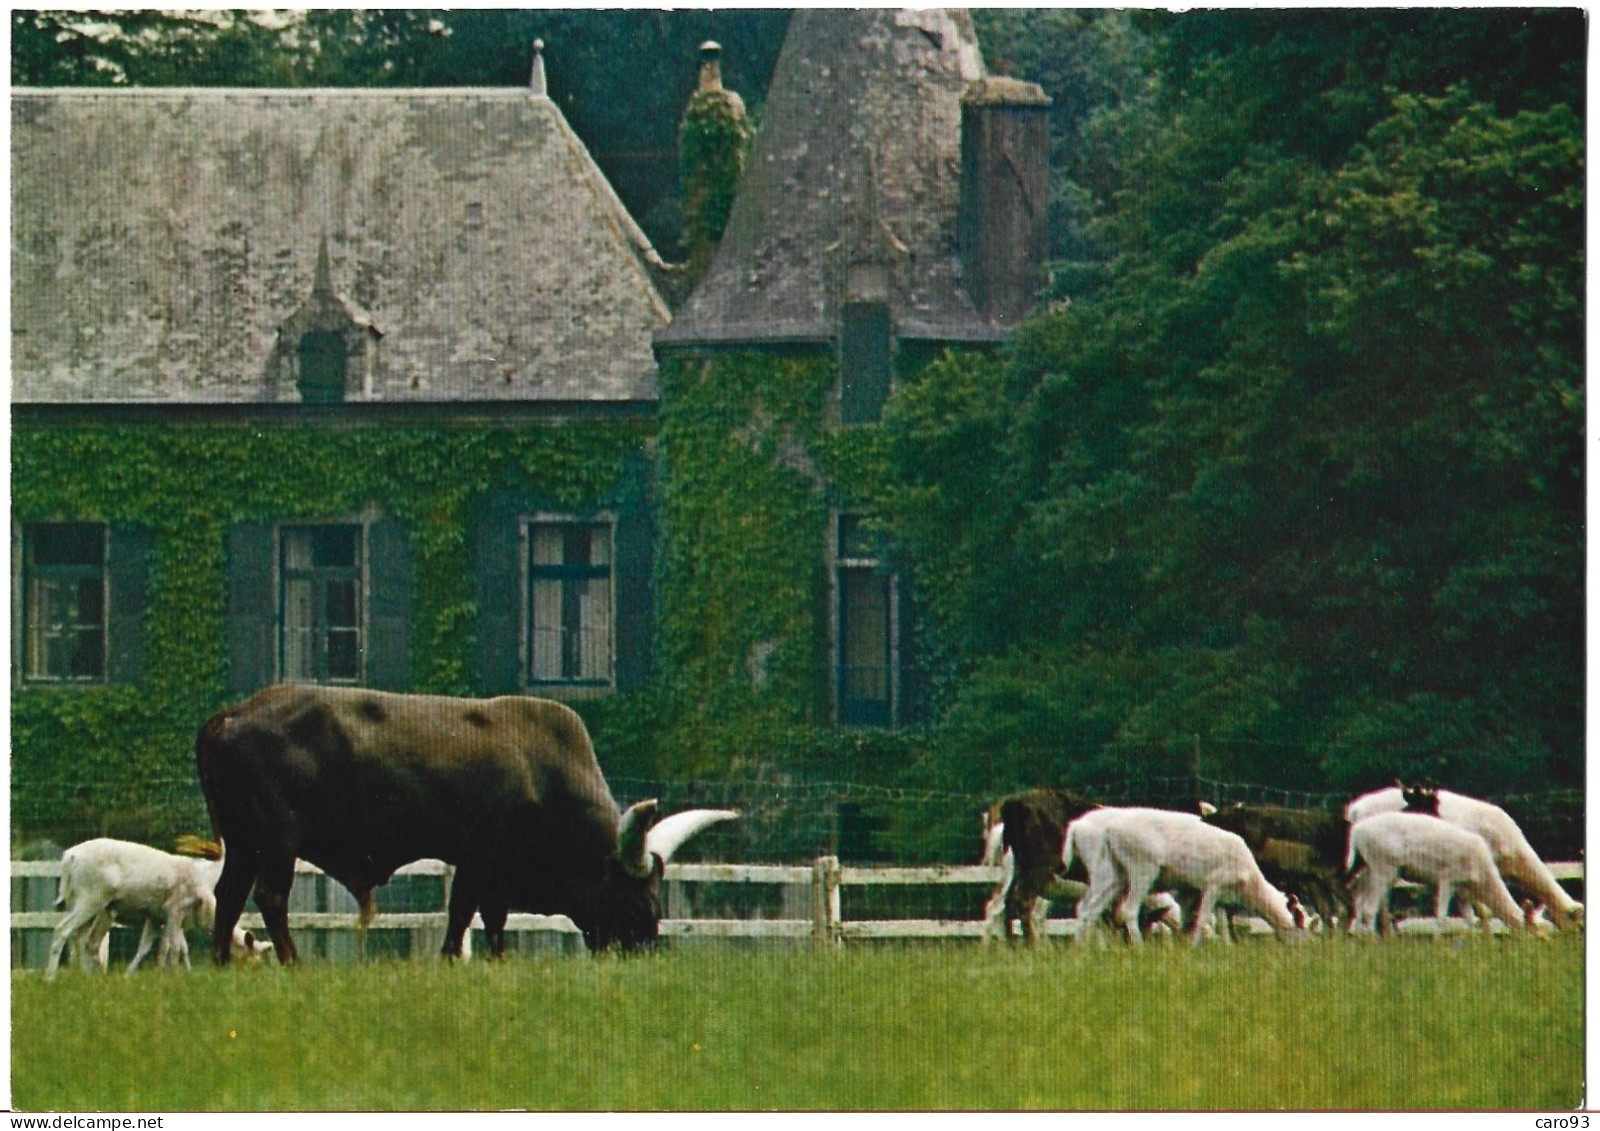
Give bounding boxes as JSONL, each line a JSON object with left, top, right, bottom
{"left": 196, "top": 684, "right": 736, "bottom": 963}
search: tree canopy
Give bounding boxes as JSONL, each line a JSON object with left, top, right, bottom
{"left": 882, "top": 9, "right": 1584, "bottom": 798}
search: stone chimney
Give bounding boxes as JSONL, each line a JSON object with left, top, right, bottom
{"left": 957, "top": 77, "right": 1052, "bottom": 327}
{"left": 696, "top": 40, "right": 735, "bottom": 101}
{"left": 680, "top": 40, "right": 750, "bottom": 288}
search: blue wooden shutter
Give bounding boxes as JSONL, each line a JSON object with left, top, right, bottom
{"left": 365, "top": 517, "right": 412, "bottom": 691}
{"left": 612, "top": 502, "right": 654, "bottom": 693}
{"left": 226, "top": 523, "right": 275, "bottom": 695}
{"left": 105, "top": 525, "right": 151, "bottom": 684}
{"left": 475, "top": 501, "right": 521, "bottom": 694}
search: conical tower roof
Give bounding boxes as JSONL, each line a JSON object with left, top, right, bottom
{"left": 657, "top": 9, "right": 1003, "bottom": 349}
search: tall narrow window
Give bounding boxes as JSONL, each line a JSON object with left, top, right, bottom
{"left": 527, "top": 519, "right": 613, "bottom": 689}
{"left": 280, "top": 525, "right": 363, "bottom": 683}
{"left": 23, "top": 523, "right": 106, "bottom": 682}
{"left": 839, "top": 300, "right": 892, "bottom": 424}
{"left": 836, "top": 514, "right": 892, "bottom": 726}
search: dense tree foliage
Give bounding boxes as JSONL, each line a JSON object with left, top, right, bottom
{"left": 884, "top": 10, "right": 1584, "bottom": 797}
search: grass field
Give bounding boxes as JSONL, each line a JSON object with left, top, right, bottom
{"left": 11, "top": 933, "right": 1583, "bottom": 1111}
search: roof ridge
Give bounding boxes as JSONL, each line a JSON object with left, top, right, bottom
{"left": 14, "top": 86, "right": 552, "bottom": 98}
{"left": 550, "top": 99, "right": 676, "bottom": 325}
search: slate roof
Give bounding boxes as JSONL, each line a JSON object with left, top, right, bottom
{"left": 12, "top": 86, "right": 671, "bottom": 405}
{"left": 656, "top": 9, "right": 1002, "bottom": 350}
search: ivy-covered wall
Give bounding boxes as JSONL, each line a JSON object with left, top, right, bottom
{"left": 650, "top": 348, "right": 941, "bottom": 779}
{"left": 11, "top": 418, "right": 651, "bottom": 845}
{"left": 12, "top": 345, "right": 992, "bottom": 853}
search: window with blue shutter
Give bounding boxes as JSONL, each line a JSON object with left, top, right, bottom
{"left": 21, "top": 522, "right": 106, "bottom": 683}
{"left": 279, "top": 524, "right": 365, "bottom": 684}
{"left": 527, "top": 518, "right": 614, "bottom": 691}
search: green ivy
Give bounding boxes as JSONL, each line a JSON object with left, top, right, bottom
{"left": 653, "top": 352, "right": 832, "bottom": 774}
{"left": 15, "top": 344, "right": 988, "bottom": 850}
{"left": 11, "top": 419, "right": 649, "bottom": 845}
{"left": 680, "top": 83, "right": 752, "bottom": 284}
{"left": 650, "top": 348, "right": 984, "bottom": 782}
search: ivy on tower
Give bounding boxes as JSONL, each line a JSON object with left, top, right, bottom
{"left": 679, "top": 41, "right": 751, "bottom": 286}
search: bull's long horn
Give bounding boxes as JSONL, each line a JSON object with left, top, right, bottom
{"left": 645, "top": 809, "right": 740, "bottom": 865}
{"left": 617, "top": 799, "right": 661, "bottom": 877}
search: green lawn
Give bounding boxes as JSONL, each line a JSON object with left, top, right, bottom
{"left": 11, "top": 933, "right": 1583, "bottom": 1111}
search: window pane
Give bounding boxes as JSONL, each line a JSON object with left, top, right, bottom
{"left": 313, "top": 527, "right": 358, "bottom": 569}
{"left": 588, "top": 526, "right": 611, "bottom": 567}
{"left": 530, "top": 577, "right": 563, "bottom": 680}
{"left": 532, "top": 526, "right": 564, "bottom": 567}
{"left": 283, "top": 529, "right": 314, "bottom": 570}
{"left": 325, "top": 578, "right": 358, "bottom": 627}
{"left": 282, "top": 577, "right": 314, "bottom": 680}
{"left": 579, "top": 575, "right": 612, "bottom": 680}
{"left": 76, "top": 576, "right": 104, "bottom": 623}
{"left": 297, "top": 331, "right": 347, "bottom": 404}
{"left": 564, "top": 526, "right": 592, "bottom": 569}
{"left": 30, "top": 523, "right": 103, "bottom": 567}
{"left": 280, "top": 526, "right": 363, "bottom": 684}
{"left": 527, "top": 521, "right": 613, "bottom": 686}
{"left": 840, "top": 300, "right": 892, "bottom": 425}
{"left": 71, "top": 627, "right": 105, "bottom": 679}
{"left": 326, "top": 628, "right": 360, "bottom": 680}
{"left": 24, "top": 524, "right": 107, "bottom": 682}
{"left": 839, "top": 514, "right": 876, "bottom": 560}
{"left": 841, "top": 567, "right": 889, "bottom": 704}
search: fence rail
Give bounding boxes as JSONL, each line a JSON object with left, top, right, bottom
{"left": 11, "top": 857, "right": 1585, "bottom": 963}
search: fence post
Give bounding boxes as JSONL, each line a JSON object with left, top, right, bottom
{"left": 812, "top": 855, "right": 841, "bottom": 948}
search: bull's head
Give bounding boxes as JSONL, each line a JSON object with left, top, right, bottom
{"left": 577, "top": 800, "right": 739, "bottom": 952}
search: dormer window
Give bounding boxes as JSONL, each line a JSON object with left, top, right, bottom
{"left": 296, "top": 331, "right": 348, "bottom": 404}
{"left": 270, "top": 237, "right": 378, "bottom": 404}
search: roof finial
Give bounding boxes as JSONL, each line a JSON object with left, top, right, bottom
{"left": 697, "top": 40, "right": 723, "bottom": 92}
{"left": 530, "top": 38, "right": 547, "bottom": 97}
{"left": 313, "top": 234, "right": 333, "bottom": 298}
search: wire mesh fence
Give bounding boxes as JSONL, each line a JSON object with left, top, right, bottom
{"left": 10, "top": 770, "right": 1584, "bottom": 867}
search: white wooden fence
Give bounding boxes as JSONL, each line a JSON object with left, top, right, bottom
{"left": 10, "top": 857, "right": 1584, "bottom": 963}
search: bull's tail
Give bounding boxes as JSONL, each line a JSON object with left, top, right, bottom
{"left": 1061, "top": 820, "right": 1079, "bottom": 872}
